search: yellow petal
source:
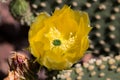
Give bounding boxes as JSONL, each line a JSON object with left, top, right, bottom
{"left": 53, "top": 5, "right": 70, "bottom": 16}
{"left": 29, "top": 12, "right": 50, "bottom": 42}
{"left": 76, "top": 12, "right": 92, "bottom": 39}
{"left": 49, "top": 6, "right": 78, "bottom": 38}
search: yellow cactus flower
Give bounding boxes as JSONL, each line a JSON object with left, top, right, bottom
{"left": 29, "top": 5, "right": 92, "bottom": 70}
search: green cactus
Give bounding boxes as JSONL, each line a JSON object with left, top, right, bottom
{"left": 10, "top": 0, "right": 35, "bottom": 25}
{"left": 54, "top": 54, "right": 120, "bottom": 80}
{"left": 10, "top": 0, "right": 29, "bottom": 17}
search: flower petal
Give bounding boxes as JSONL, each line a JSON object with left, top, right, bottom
{"left": 29, "top": 12, "right": 50, "bottom": 42}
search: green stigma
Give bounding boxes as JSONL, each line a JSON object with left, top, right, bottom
{"left": 53, "top": 39, "right": 61, "bottom": 46}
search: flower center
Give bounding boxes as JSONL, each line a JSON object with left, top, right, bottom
{"left": 53, "top": 39, "right": 61, "bottom": 46}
